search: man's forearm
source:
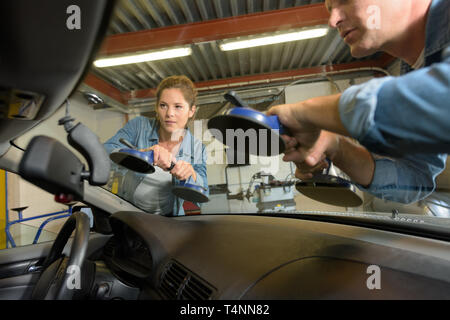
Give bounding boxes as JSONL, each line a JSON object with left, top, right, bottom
{"left": 330, "top": 136, "right": 375, "bottom": 187}
{"left": 298, "top": 94, "right": 351, "bottom": 137}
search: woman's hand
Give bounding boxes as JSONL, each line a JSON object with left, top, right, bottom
{"left": 140, "top": 144, "right": 176, "bottom": 171}
{"left": 140, "top": 144, "right": 196, "bottom": 181}
{"left": 170, "top": 160, "right": 197, "bottom": 182}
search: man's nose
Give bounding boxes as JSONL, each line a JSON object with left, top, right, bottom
{"left": 328, "top": 9, "right": 344, "bottom": 29}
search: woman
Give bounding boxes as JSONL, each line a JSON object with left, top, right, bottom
{"left": 104, "top": 75, "right": 208, "bottom": 216}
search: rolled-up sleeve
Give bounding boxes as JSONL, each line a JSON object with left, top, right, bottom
{"left": 356, "top": 153, "right": 447, "bottom": 204}
{"left": 338, "top": 48, "right": 449, "bottom": 204}
{"left": 339, "top": 76, "right": 394, "bottom": 143}
{"left": 339, "top": 47, "right": 450, "bottom": 156}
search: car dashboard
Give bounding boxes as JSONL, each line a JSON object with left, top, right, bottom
{"left": 92, "top": 211, "right": 450, "bottom": 300}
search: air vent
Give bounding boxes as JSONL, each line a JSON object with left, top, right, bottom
{"left": 159, "top": 260, "right": 215, "bottom": 300}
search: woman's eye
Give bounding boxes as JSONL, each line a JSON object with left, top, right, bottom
{"left": 159, "top": 103, "right": 167, "bottom": 109}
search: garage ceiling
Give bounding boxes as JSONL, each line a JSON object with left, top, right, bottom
{"left": 80, "top": 0, "right": 396, "bottom": 117}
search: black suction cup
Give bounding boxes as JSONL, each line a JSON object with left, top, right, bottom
{"left": 109, "top": 149, "right": 155, "bottom": 174}
{"left": 172, "top": 181, "right": 209, "bottom": 203}
{"left": 296, "top": 175, "right": 363, "bottom": 207}
{"left": 207, "top": 91, "right": 287, "bottom": 156}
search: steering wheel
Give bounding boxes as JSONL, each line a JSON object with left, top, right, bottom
{"left": 31, "top": 211, "right": 91, "bottom": 300}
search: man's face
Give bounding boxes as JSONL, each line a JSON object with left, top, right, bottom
{"left": 325, "top": 0, "right": 399, "bottom": 58}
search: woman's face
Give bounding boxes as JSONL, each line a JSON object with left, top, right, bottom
{"left": 157, "top": 88, "right": 195, "bottom": 136}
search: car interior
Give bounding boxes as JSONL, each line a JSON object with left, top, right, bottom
{"left": 0, "top": 0, "right": 449, "bottom": 301}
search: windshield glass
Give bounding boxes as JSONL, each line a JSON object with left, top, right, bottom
{"left": 13, "top": 0, "right": 450, "bottom": 233}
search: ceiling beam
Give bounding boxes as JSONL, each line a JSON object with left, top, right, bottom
{"left": 98, "top": 4, "right": 330, "bottom": 56}
{"left": 83, "top": 73, "right": 128, "bottom": 105}
{"left": 125, "top": 53, "right": 396, "bottom": 100}
{"left": 83, "top": 53, "right": 395, "bottom": 107}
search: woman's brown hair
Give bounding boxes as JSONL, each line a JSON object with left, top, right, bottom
{"left": 155, "top": 75, "right": 197, "bottom": 108}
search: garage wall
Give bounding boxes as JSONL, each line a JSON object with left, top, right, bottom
{"left": 7, "top": 93, "right": 126, "bottom": 246}
{"left": 95, "top": 108, "right": 129, "bottom": 143}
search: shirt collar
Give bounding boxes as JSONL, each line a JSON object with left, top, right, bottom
{"left": 148, "top": 118, "right": 193, "bottom": 158}
{"left": 411, "top": 49, "right": 425, "bottom": 69}
{"left": 424, "top": 0, "right": 450, "bottom": 62}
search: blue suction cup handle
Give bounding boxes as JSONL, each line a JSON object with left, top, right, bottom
{"left": 118, "top": 148, "right": 154, "bottom": 162}
{"left": 177, "top": 176, "right": 207, "bottom": 191}
{"left": 173, "top": 176, "right": 209, "bottom": 203}
{"left": 266, "top": 115, "right": 289, "bottom": 136}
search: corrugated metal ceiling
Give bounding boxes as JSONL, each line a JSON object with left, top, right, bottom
{"left": 108, "top": 0, "right": 326, "bottom": 33}
{"left": 84, "top": 0, "right": 385, "bottom": 115}
{"left": 93, "top": 26, "right": 356, "bottom": 91}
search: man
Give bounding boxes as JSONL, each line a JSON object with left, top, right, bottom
{"left": 268, "top": 0, "right": 449, "bottom": 204}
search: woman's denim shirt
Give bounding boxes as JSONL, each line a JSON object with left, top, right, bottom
{"left": 104, "top": 116, "right": 208, "bottom": 216}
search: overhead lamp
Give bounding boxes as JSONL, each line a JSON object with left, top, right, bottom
{"left": 94, "top": 47, "right": 192, "bottom": 68}
{"left": 83, "top": 92, "right": 104, "bottom": 105}
{"left": 220, "top": 27, "right": 329, "bottom": 51}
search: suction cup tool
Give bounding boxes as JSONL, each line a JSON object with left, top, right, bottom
{"left": 172, "top": 180, "right": 209, "bottom": 203}
{"left": 296, "top": 163, "right": 362, "bottom": 207}
{"left": 207, "top": 91, "right": 287, "bottom": 156}
{"left": 109, "top": 138, "right": 156, "bottom": 174}
{"left": 109, "top": 149, "right": 156, "bottom": 174}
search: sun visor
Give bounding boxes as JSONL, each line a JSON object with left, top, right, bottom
{"left": 0, "top": 0, "right": 116, "bottom": 142}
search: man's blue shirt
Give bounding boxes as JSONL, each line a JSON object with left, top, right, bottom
{"left": 339, "top": 0, "right": 449, "bottom": 203}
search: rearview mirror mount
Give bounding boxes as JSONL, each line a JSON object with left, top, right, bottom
{"left": 19, "top": 136, "right": 84, "bottom": 200}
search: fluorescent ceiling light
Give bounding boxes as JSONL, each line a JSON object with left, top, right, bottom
{"left": 220, "top": 27, "right": 329, "bottom": 51}
{"left": 94, "top": 47, "right": 192, "bottom": 68}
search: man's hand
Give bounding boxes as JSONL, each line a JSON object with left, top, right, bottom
{"left": 267, "top": 94, "right": 348, "bottom": 141}
{"left": 267, "top": 95, "right": 375, "bottom": 186}
{"left": 284, "top": 130, "right": 341, "bottom": 180}
{"left": 294, "top": 158, "right": 330, "bottom": 180}
{"left": 282, "top": 130, "right": 341, "bottom": 165}
{"left": 267, "top": 101, "right": 322, "bottom": 156}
